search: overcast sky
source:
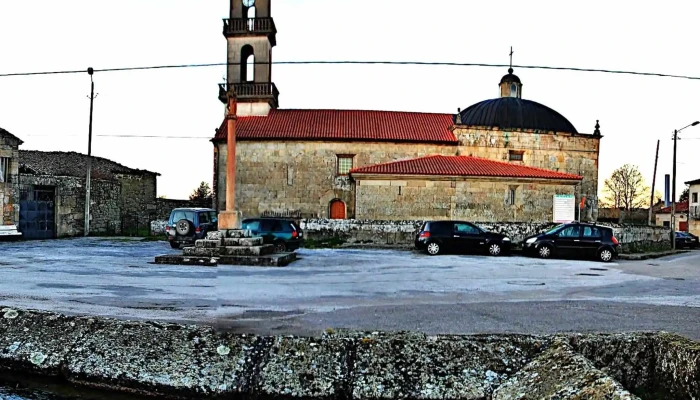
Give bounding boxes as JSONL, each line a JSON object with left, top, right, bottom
{"left": 1, "top": 0, "right": 699, "bottom": 200}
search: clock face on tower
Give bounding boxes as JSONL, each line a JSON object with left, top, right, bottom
{"left": 243, "top": 0, "right": 255, "bottom": 7}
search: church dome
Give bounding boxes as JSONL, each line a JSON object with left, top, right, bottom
{"left": 457, "top": 97, "right": 578, "bottom": 134}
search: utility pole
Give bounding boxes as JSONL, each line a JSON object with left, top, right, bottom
{"left": 648, "top": 139, "right": 660, "bottom": 226}
{"left": 671, "top": 129, "right": 678, "bottom": 250}
{"left": 84, "top": 67, "right": 95, "bottom": 237}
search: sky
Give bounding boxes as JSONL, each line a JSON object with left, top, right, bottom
{"left": 1, "top": 0, "right": 699, "bottom": 200}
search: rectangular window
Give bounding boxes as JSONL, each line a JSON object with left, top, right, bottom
{"left": 509, "top": 150, "right": 524, "bottom": 161}
{"left": 0, "top": 157, "right": 10, "bottom": 183}
{"left": 582, "top": 226, "right": 601, "bottom": 238}
{"left": 663, "top": 221, "right": 670, "bottom": 228}
{"left": 509, "top": 189, "right": 516, "bottom": 205}
{"left": 693, "top": 192, "right": 698, "bottom": 203}
{"left": 337, "top": 155, "right": 354, "bottom": 175}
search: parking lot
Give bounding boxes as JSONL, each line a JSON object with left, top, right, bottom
{"left": 1, "top": 238, "right": 700, "bottom": 339}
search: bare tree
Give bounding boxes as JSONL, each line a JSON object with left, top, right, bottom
{"left": 602, "top": 164, "right": 649, "bottom": 216}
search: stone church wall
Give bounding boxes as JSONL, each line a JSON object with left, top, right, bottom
{"left": 355, "top": 178, "right": 576, "bottom": 222}
{"left": 216, "top": 141, "right": 455, "bottom": 219}
{"left": 453, "top": 127, "right": 600, "bottom": 219}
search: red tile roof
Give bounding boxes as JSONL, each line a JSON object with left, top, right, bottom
{"left": 658, "top": 201, "right": 689, "bottom": 214}
{"left": 350, "top": 155, "right": 583, "bottom": 180}
{"left": 213, "top": 109, "right": 458, "bottom": 144}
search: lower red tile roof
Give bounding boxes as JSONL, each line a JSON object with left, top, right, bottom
{"left": 214, "top": 109, "right": 458, "bottom": 144}
{"left": 350, "top": 155, "right": 583, "bottom": 180}
{"left": 658, "top": 201, "right": 689, "bottom": 214}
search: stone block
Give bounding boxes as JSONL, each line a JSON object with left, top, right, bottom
{"left": 223, "top": 237, "right": 263, "bottom": 246}
{"left": 0, "top": 307, "right": 100, "bottom": 375}
{"left": 224, "top": 229, "right": 252, "bottom": 238}
{"left": 492, "top": 340, "right": 639, "bottom": 400}
{"left": 195, "top": 239, "right": 221, "bottom": 248}
{"left": 220, "top": 245, "right": 273, "bottom": 256}
{"left": 183, "top": 247, "right": 220, "bottom": 257}
{"left": 218, "top": 252, "right": 296, "bottom": 267}
{"left": 206, "top": 231, "right": 223, "bottom": 240}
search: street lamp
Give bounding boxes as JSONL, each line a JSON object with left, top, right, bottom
{"left": 671, "top": 120, "right": 700, "bottom": 250}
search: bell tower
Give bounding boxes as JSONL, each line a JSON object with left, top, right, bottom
{"left": 219, "top": 0, "right": 279, "bottom": 116}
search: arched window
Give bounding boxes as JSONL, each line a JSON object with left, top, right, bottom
{"left": 240, "top": 45, "right": 255, "bottom": 82}
{"left": 329, "top": 199, "right": 346, "bottom": 220}
{"left": 510, "top": 83, "right": 518, "bottom": 98}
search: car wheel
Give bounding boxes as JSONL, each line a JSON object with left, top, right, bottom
{"left": 488, "top": 243, "right": 502, "bottom": 256}
{"left": 426, "top": 242, "right": 441, "bottom": 256}
{"left": 537, "top": 244, "right": 553, "bottom": 259}
{"left": 175, "top": 219, "right": 193, "bottom": 236}
{"left": 274, "top": 241, "right": 287, "bottom": 253}
{"left": 169, "top": 242, "right": 180, "bottom": 249}
{"left": 598, "top": 248, "right": 614, "bottom": 263}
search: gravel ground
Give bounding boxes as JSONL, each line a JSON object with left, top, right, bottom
{"left": 1, "top": 237, "right": 699, "bottom": 339}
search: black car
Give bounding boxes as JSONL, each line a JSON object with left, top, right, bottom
{"left": 523, "top": 222, "right": 619, "bottom": 262}
{"left": 166, "top": 208, "right": 218, "bottom": 249}
{"left": 241, "top": 218, "right": 304, "bottom": 252}
{"left": 414, "top": 220, "right": 511, "bottom": 256}
{"left": 675, "top": 232, "right": 698, "bottom": 249}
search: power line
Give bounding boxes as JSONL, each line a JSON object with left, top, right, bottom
{"left": 1, "top": 61, "right": 700, "bottom": 80}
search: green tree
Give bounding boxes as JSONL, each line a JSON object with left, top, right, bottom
{"left": 679, "top": 187, "right": 689, "bottom": 202}
{"left": 189, "top": 182, "right": 213, "bottom": 207}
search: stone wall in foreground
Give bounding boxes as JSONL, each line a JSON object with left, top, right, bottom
{"left": 299, "top": 219, "right": 672, "bottom": 253}
{"left": 1, "top": 307, "right": 700, "bottom": 399}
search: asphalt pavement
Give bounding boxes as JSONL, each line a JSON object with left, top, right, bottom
{"left": 1, "top": 237, "right": 699, "bottom": 339}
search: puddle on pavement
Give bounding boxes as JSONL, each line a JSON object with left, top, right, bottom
{"left": 0, "top": 372, "right": 149, "bottom": 400}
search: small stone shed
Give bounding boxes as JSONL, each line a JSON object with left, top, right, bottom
{"left": 18, "top": 150, "right": 160, "bottom": 238}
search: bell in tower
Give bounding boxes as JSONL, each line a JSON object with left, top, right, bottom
{"left": 499, "top": 47, "right": 522, "bottom": 99}
{"left": 219, "top": 0, "right": 279, "bottom": 116}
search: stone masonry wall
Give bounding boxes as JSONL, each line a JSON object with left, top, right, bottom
{"left": 300, "top": 219, "right": 671, "bottom": 253}
{"left": 0, "top": 133, "right": 20, "bottom": 226}
{"left": 454, "top": 127, "right": 601, "bottom": 220}
{"left": 215, "top": 129, "right": 600, "bottom": 222}
{"left": 216, "top": 141, "right": 454, "bottom": 219}
{"left": 116, "top": 173, "right": 157, "bottom": 221}
{"left": 19, "top": 174, "right": 121, "bottom": 237}
{"left": 355, "top": 178, "right": 576, "bottom": 221}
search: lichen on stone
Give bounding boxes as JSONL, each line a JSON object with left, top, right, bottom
{"left": 29, "top": 352, "right": 47, "bottom": 365}
{"left": 2, "top": 308, "right": 19, "bottom": 319}
{"left": 217, "top": 345, "right": 231, "bottom": 356}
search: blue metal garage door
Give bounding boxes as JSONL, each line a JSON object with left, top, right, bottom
{"left": 18, "top": 185, "right": 55, "bottom": 240}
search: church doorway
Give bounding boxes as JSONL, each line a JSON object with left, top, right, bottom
{"left": 329, "top": 199, "right": 346, "bottom": 220}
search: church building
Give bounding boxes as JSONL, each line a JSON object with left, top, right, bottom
{"left": 212, "top": 0, "right": 602, "bottom": 222}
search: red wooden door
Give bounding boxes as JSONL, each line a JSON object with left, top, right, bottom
{"left": 680, "top": 221, "right": 688, "bottom": 232}
{"left": 330, "top": 200, "right": 346, "bottom": 220}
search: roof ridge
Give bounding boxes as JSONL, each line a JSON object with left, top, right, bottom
{"left": 269, "top": 109, "right": 454, "bottom": 116}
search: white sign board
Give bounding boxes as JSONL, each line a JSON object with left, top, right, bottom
{"left": 553, "top": 194, "right": 576, "bottom": 223}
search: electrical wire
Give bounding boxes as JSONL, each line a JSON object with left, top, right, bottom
{"left": 1, "top": 61, "right": 699, "bottom": 80}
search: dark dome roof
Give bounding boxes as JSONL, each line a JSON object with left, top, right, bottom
{"left": 458, "top": 97, "right": 578, "bottom": 134}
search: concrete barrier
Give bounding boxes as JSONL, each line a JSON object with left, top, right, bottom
{"left": 2, "top": 307, "right": 700, "bottom": 399}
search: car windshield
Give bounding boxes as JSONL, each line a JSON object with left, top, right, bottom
{"left": 545, "top": 224, "right": 566, "bottom": 235}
